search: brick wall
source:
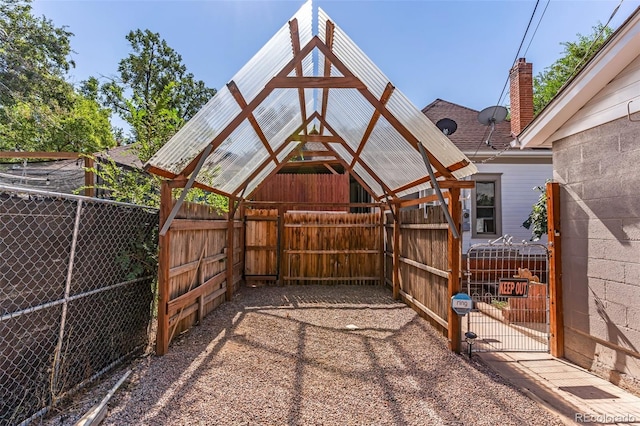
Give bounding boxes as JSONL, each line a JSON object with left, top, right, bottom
{"left": 553, "top": 115, "right": 640, "bottom": 393}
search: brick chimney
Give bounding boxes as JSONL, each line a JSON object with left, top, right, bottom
{"left": 509, "top": 58, "right": 534, "bottom": 136}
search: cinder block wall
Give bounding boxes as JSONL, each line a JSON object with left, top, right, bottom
{"left": 553, "top": 115, "right": 640, "bottom": 394}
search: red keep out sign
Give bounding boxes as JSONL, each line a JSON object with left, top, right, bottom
{"left": 498, "top": 278, "right": 529, "bottom": 297}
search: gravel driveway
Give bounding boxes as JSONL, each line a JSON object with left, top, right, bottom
{"left": 66, "top": 285, "right": 564, "bottom": 425}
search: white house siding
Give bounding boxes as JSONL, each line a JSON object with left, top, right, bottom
{"left": 461, "top": 161, "right": 552, "bottom": 254}
{"left": 554, "top": 115, "right": 640, "bottom": 394}
{"left": 550, "top": 53, "right": 640, "bottom": 143}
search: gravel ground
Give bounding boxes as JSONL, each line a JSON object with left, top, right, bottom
{"left": 46, "top": 285, "right": 564, "bottom": 425}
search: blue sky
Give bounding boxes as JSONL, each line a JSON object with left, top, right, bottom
{"left": 32, "top": 0, "right": 640, "bottom": 113}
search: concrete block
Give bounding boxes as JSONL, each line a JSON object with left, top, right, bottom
{"left": 628, "top": 308, "right": 640, "bottom": 332}
{"left": 566, "top": 159, "right": 602, "bottom": 184}
{"left": 600, "top": 240, "right": 640, "bottom": 263}
{"left": 622, "top": 220, "right": 640, "bottom": 241}
{"left": 604, "top": 301, "right": 629, "bottom": 328}
{"left": 605, "top": 281, "right": 640, "bottom": 309}
{"left": 625, "top": 262, "right": 640, "bottom": 287}
{"left": 581, "top": 134, "right": 621, "bottom": 162}
{"left": 588, "top": 259, "right": 625, "bottom": 282}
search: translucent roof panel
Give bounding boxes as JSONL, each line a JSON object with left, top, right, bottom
{"left": 319, "top": 8, "right": 389, "bottom": 99}
{"left": 197, "top": 118, "right": 268, "bottom": 194}
{"left": 254, "top": 88, "right": 303, "bottom": 151}
{"left": 358, "top": 115, "right": 430, "bottom": 193}
{"left": 324, "top": 88, "right": 374, "bottom": 151}
{"left": 233, "top": 1, "right": 312, "bottom": 104}
{"left": 146, "top": 86, "right": 241, "bottom": 175}
{"left": 386, "top": 90, "right": 477, "bottom": 178}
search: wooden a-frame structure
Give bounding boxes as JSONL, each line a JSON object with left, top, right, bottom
{"left": 145, "top": 1, "right": 478, "bottom": 353}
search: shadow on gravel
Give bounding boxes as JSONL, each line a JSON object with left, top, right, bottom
{"left": 100, "top": 285, "right": 563, "bottom": 426}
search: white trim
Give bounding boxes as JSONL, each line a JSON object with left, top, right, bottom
{"left": 517, "top": 7, "right": 640, "bottom": 148}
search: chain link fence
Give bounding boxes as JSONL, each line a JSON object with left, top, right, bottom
{"left": 0, "top": 184, "right": 158, "bottom": 425}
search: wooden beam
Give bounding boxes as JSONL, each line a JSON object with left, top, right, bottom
{"left": 83, "top": 156, "right": 95, "bottom": 197}
{"left": 379, "top": 207, "right": 385, "bottom": 287}
{"left": 547, "top": 181, "right": 564, "bottom": 358}
{"left": 391, "top": 161, "right": 472, "bottom": 194}
{"left": 227, "top": 201, "right": 235, "bottom": 299}
{"left": 146, "top": 165, "right": 237, "bottom": 201}
{"left": 267, "top": 76, "right": 366, "bottom": 90}
{"left": 396, "top": 193, "right": 446, "bottom": 209}
{"left": 323, "top": 162, "right": 339, "bottom": 175}
{"left": 319, "top": 20, "right": 334, "bottom": 135}
{"left": 277, "top": 205, "right": 286, "bottom": 285}
{"left": 289, "top": 18, "right": 308, "bottom": 136}
{"left": 156, "top": 181, "right": 172, "bottom": 356}
{"left": 288, "top": 134, "right": 338, "bottom": 143}
{"left": 447, "top": 187, "right": 461, "bottom": 353}
{"left": 350, "top": 83, "right": 395, "bottom": 169}
{"left": 227, "top": 80, "right": 276, "bottom": 158}
{"left": 392, "top": 204, "right": 401, "bottom": 299}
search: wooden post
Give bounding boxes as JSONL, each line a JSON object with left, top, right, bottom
{"left": 278, "top": 205, "right": 287, "bottom": 286}
{"left": 447, "top": 188, "right": 461, "bottom": 353}
{"left": 379, "top": 206, "right": 385, "bottom": 286}
{"left": 392, "top": 204, "right": 401, "bottom": 300}
{"left": 84, "top": 157, "right": 95, "bottom": 198}
{"left": 227, "top": 198, "right": 235, "bottom": 300}
{"left": 547, "top": 181, "right": 564, "bottom": 358}
{"left": 156, "top": 181, "right": 172, "bottom": 356}
{"left": 239, "top": 204, "right": 246, "bottom": 286}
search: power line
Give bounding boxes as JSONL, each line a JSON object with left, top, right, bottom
{"left": 523, "top": 0, "right": 551, "bottom": 59}
{"left": 470, "top": 0, "right": 542, "bottom": 162}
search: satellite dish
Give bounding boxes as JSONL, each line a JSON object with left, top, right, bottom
{"left": 436, "top": 118, "right": 457, "bottom": 136}
{"left": 477, "top": 106, "right": 508, "bottom": 126}
{"left": 477, "top": 106, "right": 508, "bottom": 150}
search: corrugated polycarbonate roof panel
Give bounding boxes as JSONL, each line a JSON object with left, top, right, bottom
{"left": 358, "top": 116, "right": 430, "bottom": 192}
{"left": 233, "top": 1, "right": 312, "bottom": 104}
{"left": 319, "top": 8, "right": 389, "bottom": 99}
{"left": 146, "top": 87, "right": 241, "bottom": 175}
{"left": 254, "top": 88, "right": 303, "bottom": 151}
{"left": 386, "top": 90, "right": 477, "bottom": 178}
{"left": 145, "top": 1, "right": 312, "bottom": 180}
{"left": 324, "top": 88, "right": 374, "bottom": 151}
{"left": 197, "top": 118, "right": 267, "bottom": 193}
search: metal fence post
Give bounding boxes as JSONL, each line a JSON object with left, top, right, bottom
{"left": 51, "top": 199, "right": 83, "bottom": 398}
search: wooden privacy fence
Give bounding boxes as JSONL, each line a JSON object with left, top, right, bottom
{"left": 282, "top": 210, "right": 384, "bottom": 285}
{"left": 243, "top": 209, "right": 384, "bottom": 285}
{"left": 386, "top": 207, "right": 452, "bottom": 334}
{"left": 156, "top": 183, "right": 243, "bottom": 355}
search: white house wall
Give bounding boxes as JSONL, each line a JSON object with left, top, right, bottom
{"left": 549, "top": 53, "right": 640, "bottom": 142}
{"left": 461, "top": 162, "right": 552, "bottom": 253}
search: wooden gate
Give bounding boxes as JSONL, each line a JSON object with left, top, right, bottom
{"left": 244, "top": 209, "right": 279, "bottom": 286}
{"left": 281, "top": 211, "right": 384, "bottom": 285}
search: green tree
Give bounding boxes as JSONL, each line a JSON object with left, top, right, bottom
{"left": 92, "top": 29, "right": 225, "bottom": 209}
{"left": 0, "top": 0, "right": 114, "bottom": 152}
{"left": 533, "top": 24, "right": 613, "bottom": 115}
{"left": 101, "top": 29, "right": 216, "bottom": 162}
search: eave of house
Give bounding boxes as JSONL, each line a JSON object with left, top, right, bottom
{"left": 516, "top": 7, "right": 640, "bottom": 148}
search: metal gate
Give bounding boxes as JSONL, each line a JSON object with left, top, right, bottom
{"left": 463, "top": 236, "right": 550, "bottom": 352}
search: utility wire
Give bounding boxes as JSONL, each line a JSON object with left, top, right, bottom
{"left": 523, "top": 0, "right": 551, "bottom": 58}
{"left": 470, "top": 0, "right": 541, "bottom": 161}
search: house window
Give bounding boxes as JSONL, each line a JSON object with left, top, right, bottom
{"left": 471, "top": 174, "right": 502, "bottom": 238}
